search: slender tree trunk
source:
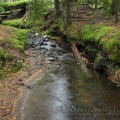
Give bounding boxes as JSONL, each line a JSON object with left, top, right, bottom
{"left": 65, "top": 0, "right": 71, "bottom": 28}
{"left": 115, "top": 0, "right": 119, "bottom": 23}
{"left": 111, "top": 0, "right": 116, "bottom": 14}
{"left": 95, "top": 0, "right": 97, "bottom": 11}
{"left": 94, "top": 0, "right": 98, "bottom": 22}
{"left": 54, "top": 0, "right": 60, "bottom": 16}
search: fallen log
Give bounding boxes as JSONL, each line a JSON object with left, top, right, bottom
{"left": 71, "top": 43, "right": 92, "bottom": 77}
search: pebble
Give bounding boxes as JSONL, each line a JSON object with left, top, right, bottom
{"left": 26, "top": 85, "right": 33, "bottom": 89}
{"left": 16, "top": 82, "right": 25, "bottom": 86}
{"left": 28, "top": 73, "right": 32, "bottom": 75}
{"left": 35, "top": 33, "right": 38, "bottom": 37}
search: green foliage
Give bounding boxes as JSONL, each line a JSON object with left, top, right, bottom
{"left": 0, "top": 50, "right": 4, "bottom": 61}
{"left": 4, "top": 53, "right": 14, "bottom": 61}
{"left": 93, "top": 53, "right": 103, "bottom": 68}
{"left": 100, "top": 32, "right": 120, "bottom": 62}
{"left": 101, "top": 0, "right": 115, "bottom": 18}
{"left": 10, "top": 60, "right": 23, "bottom": 72}
{"left": 1, "top": 0, "right": 30, "bottom": 9}
{"left": 0, "top": 69, "right": 10, "bottom": 79}
{"left": 65, "top": 23, "right": 80, "bottom": 43}
{"left": 85, "top": 11, "right": 93, "bottom": 16}
{"left": 2, "top": 19, "right": 22, "bottom": 27}
{"left": 66, "top": 23, "right": 120, "bottom": 63}
{"left": 0, "top": 25, "right": 27, "bottom": 79}
{"left": 25, "top": 0, "right": 54, "bottom": 29}
{"left": 0, "top": 25, "right": 28, "bottom": 52}
{"left": 12, "top": 29, "right": 28, "bottom": 51}
{"left": 79, "top": 25, "right": 120, "bottom": 63}
{"left": 0, "top": 6, "right": 5, "bottom": 13}
{"left": 80, "top": 25, "right": 114, "bottom": 43}
{"left": 0, "top": 59, "right": 23, "bottom": 79}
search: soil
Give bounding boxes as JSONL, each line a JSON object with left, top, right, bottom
{"left": 0, "top": 26, "right": 12, "bottom": 39}
{"left": 70, "top": 4, "right": 120, "bottom": 30}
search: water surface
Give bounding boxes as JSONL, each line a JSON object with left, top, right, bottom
{"left": 19, "top": 41, "right": 120, "bottom": 120}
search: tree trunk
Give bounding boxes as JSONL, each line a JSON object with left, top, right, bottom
{"left": 115, "top": 0, "right": 119, "bottom": 23}
{"left": 94, "top": 0, "right": 98, "bottom": 22}
{"left": 95, "top": 0, "right": 97, "bottom": 11}
{"left": 65, "top": 0, "right": 71, "bottom": 28}
{"left": 54, "top": 0, "right": 60, "bottom": 16}
{"left": 111, "top": 0, "right": 116, "bottom": 14}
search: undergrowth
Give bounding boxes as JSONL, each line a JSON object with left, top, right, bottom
{"left": 0, "top": 25, "right": 28, "bottom": 79}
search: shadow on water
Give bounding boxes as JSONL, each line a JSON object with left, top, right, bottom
{"left": 18, "top": 38, "right": 120, "bottom": 120}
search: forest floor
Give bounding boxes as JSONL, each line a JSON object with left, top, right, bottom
{"left": 70, "top": 5, "right": 120, "bottom": 31}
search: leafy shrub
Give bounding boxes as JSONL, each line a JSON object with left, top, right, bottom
{"left": 0, "top": 6, "right": 5, "bottom": 13}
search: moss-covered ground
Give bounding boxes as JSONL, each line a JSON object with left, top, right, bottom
{"left": 0, "top": 25, "right": 28, "bottom": 79}
{"left": 66, "top": 24, "right": 120, "bottom": 64}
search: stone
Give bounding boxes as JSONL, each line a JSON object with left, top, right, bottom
{"left": 16, "top": 82, "right": 24, "bottom": 86}
{"left": 51, "top": 44, "right": 56, "bottom": 47}
{"left": 43, "top": 43, "right": 48, "bottom": 46}
{"left": 35, "top": 46, "right": 41, "bottom": 50}
{"left": 26, "top": 85, "right": 33, "bottom": 89}
{"left": 47, "top": 57, "right": 55, "bottom": 61}
{"left": 43, "top": 38, "right": 49, "bottom": 42}
{"left": 39, "top": 41, "right": 44, "bottom": 46}
{"left": 28, "top": 73, "right": 32, "bottom": 75}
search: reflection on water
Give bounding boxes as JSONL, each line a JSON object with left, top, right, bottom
{"left": 20, "top": 46, "right": 120, "bottom": 120}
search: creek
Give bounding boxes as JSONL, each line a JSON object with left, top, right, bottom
{"left": 16, "top": 36, "right": 120, "bottom": 120}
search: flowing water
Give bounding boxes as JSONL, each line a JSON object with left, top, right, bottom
{"left": 17, "top": 38, "right": 120, "bottom": 120}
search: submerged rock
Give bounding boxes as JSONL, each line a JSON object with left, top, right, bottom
{"left": 51, "top": 44, "right": 56, "bottom": 47}
{"left": 35, "top": 46, "right": 41, "bottom": 50}
{"left": 39, "top": 41, "right": 44, "bottom": 46}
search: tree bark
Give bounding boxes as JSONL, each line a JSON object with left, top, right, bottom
{"left": 54, "top": 0, "right": 60, "bottom": 16}
{"left": 65, "top": 0, "right": 71, "bottom": 28}
{"left": 111, "top": 0, "right": 116, "bottom": 14}
{"left": 95, "top": 0, "right": 97, "bottom": 11}
{"left": 115, "top": 0, "right": 119, "bottom": 23}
